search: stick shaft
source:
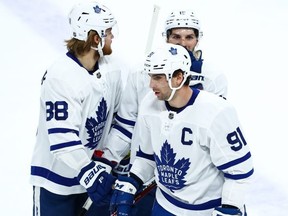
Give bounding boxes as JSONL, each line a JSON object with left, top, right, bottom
{"left": 145, "top": 4, "right": 160, "bottom": 55}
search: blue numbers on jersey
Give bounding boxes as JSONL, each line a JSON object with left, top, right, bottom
{"left": 46, "top": 101, "right": 68, "bottom": 121}
{"left": 227, "top": 127, "right": 247, "bottom": 151}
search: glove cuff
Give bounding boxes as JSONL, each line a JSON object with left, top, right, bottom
{"left": 78, "top": 161, "right": 106, "bottom": 189}
{"left": 114, "top": 175, "right": 140, "bottom": 195}
{"left": 129, "top": 172, "right": 144, "bottom": 189}
{"left": 212, "top": 206, "right": 242, "bottom": 216}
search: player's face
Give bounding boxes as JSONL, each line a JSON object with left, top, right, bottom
{"left": 102, "top": 28, "right": 114, "bottom": 55}
{"left": 167, "top": 28, "right": 198, "bottom": 52}
{"left": 149, "top": 74, "right": 172, "bottom": 101}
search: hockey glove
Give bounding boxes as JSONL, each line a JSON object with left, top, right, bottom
{"left": 186, "top": 49, "right": 204, "bottom": 89}
{"left": 212, "top": 205, "right": 244, "bottom": 216}
{"left": 109, "top": 175, "right": 140, "bottom": 216}
{"left": 113, "top": 155, "right": 131, "bottom": 176}
{"left": 187, "top": 49, "right": 203, "bottom": 73}
{"left": 77, "top": 159, "right": 116, "bottom": 206}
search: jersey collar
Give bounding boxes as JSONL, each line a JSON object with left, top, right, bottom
{"left": 66, "top": 52, "right": 99, "bottom": 75}
{"left": 165, "top": 88, "right": 200, "bottom": 113}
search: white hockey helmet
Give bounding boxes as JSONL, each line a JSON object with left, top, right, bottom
{"left": 68, "top": 2, "right": 117, "bottom": 41}
{"left": 163, "top": 10, "right": 203, "bottom": 39}
{"left": 144, "top": 44, "right": 191, "bottom": 101}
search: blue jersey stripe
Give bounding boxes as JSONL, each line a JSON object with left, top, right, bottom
{"left": 115, "top": 114, "right": 135, "bottom": 126}
{"left": 135, "top": 147, "right": 154, "bottom": 161}
{"left": 48, "top": 128, "right": 79, "bottom": 136}
{"left": 31, "top": 166, "right": 79, "bottom": 187}
{"left": 217, "top": 152, "right": 252, "bottom": 170}
{"left": 113, "top": 124, "right": 132, "bottom": 139}
{"left": 50, "top": 140, "right": 82, "bottom": 151}
{"left": 224, "top": 168, "right": 254, "bottom": 180}
{"left": 160, "top": 188, "right": 221, "bottom": 210}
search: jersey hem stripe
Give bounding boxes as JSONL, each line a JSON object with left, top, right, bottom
{"left": 159, "top": 188, "right": 221, "bottom": 210}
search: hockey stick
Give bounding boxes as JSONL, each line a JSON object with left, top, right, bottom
{"left": 145, "top": 4, "right": 160, "bottom": 55}
{"left": 79, "top": 197, "right": 93, "bottom": 216}
{"left": 133, "top": 179, "right": 156, "bottom": 204}
{"left": 79, "top": 180, "right": 157, "bottom": 216}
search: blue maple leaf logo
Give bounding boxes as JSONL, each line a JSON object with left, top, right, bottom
{"left": 85, "top": 98, "right": 107, "bottom": 150}
{"left": 169, "top": 47, "right": 177, "bottom": 55}
{"left": 93, "top": 5, "right": 102, "bottom": 13}
{"left": 155, "top": 140, "right": 190, "bottom": 192}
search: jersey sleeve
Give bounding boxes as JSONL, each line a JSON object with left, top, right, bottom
{"left": 130, "top": 114, "right": 156, "bottom": 184}
{"left": 103, "top": 67, "right": 148, "bottom": 163}
{"left": 208, "top": 105, "right": 254, "bottom": 208}
{"left": 43, "top": 76, "right": 90, "bottom": 171}
{"left": 202, "top": 63, "right": 228, "bottom": 98}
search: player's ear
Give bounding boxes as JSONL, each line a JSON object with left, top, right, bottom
{"left": 178, "top": 71, "right": 184, "bottom": 83}
{"left": 174, "top": 71, "right": 183, "bottom": 86}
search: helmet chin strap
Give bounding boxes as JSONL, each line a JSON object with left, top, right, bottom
{"left": 166, "top": 88, "right": 177, "bottom": 101}
{"left": 91, "top": 39, "right": 104, "bottom": 57}
{"left": 165, "top": 78, "right": 186, "bottom": 101}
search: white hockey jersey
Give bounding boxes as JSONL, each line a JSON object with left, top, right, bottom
{"left": 30, "top": 52, "right": 122, "bottom": 195}
{"left": 201, "top": 62, "right": 228, "bottom": 99}
{"left": 103, "top": 59, "right": 228, "bottom": 164}
{"left": 130, "top": 89, "right": 254, "bottom": 215}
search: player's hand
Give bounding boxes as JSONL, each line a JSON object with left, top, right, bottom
{"left": 109, "top": 176, "right": 140, "bottom": 216}
{"left": 186, "top": 49, "right": 204, "bottom": 89}
{"left": 212, "top": 205, "right": 244, "bottom": 216}
{"left": 112, "top": 155, "right": 130, "bottom": 176}
{"left": 77, "top": 160, "right": 116, "bottom": 205}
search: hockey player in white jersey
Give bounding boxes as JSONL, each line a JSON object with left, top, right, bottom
{"left": 104, "top": 9, "right": 228, "bottom": 166}
{"left": 109, "top": 44, "right": 254, "bottom": 216}
{"left": 102, "top": 9, "right": 228, "bottom": 215}
{"left": 163, "top": 10, "right": 228, "bottom": 98}
{"left": 30, "top": 2, "right": 123, "bottom": 216}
